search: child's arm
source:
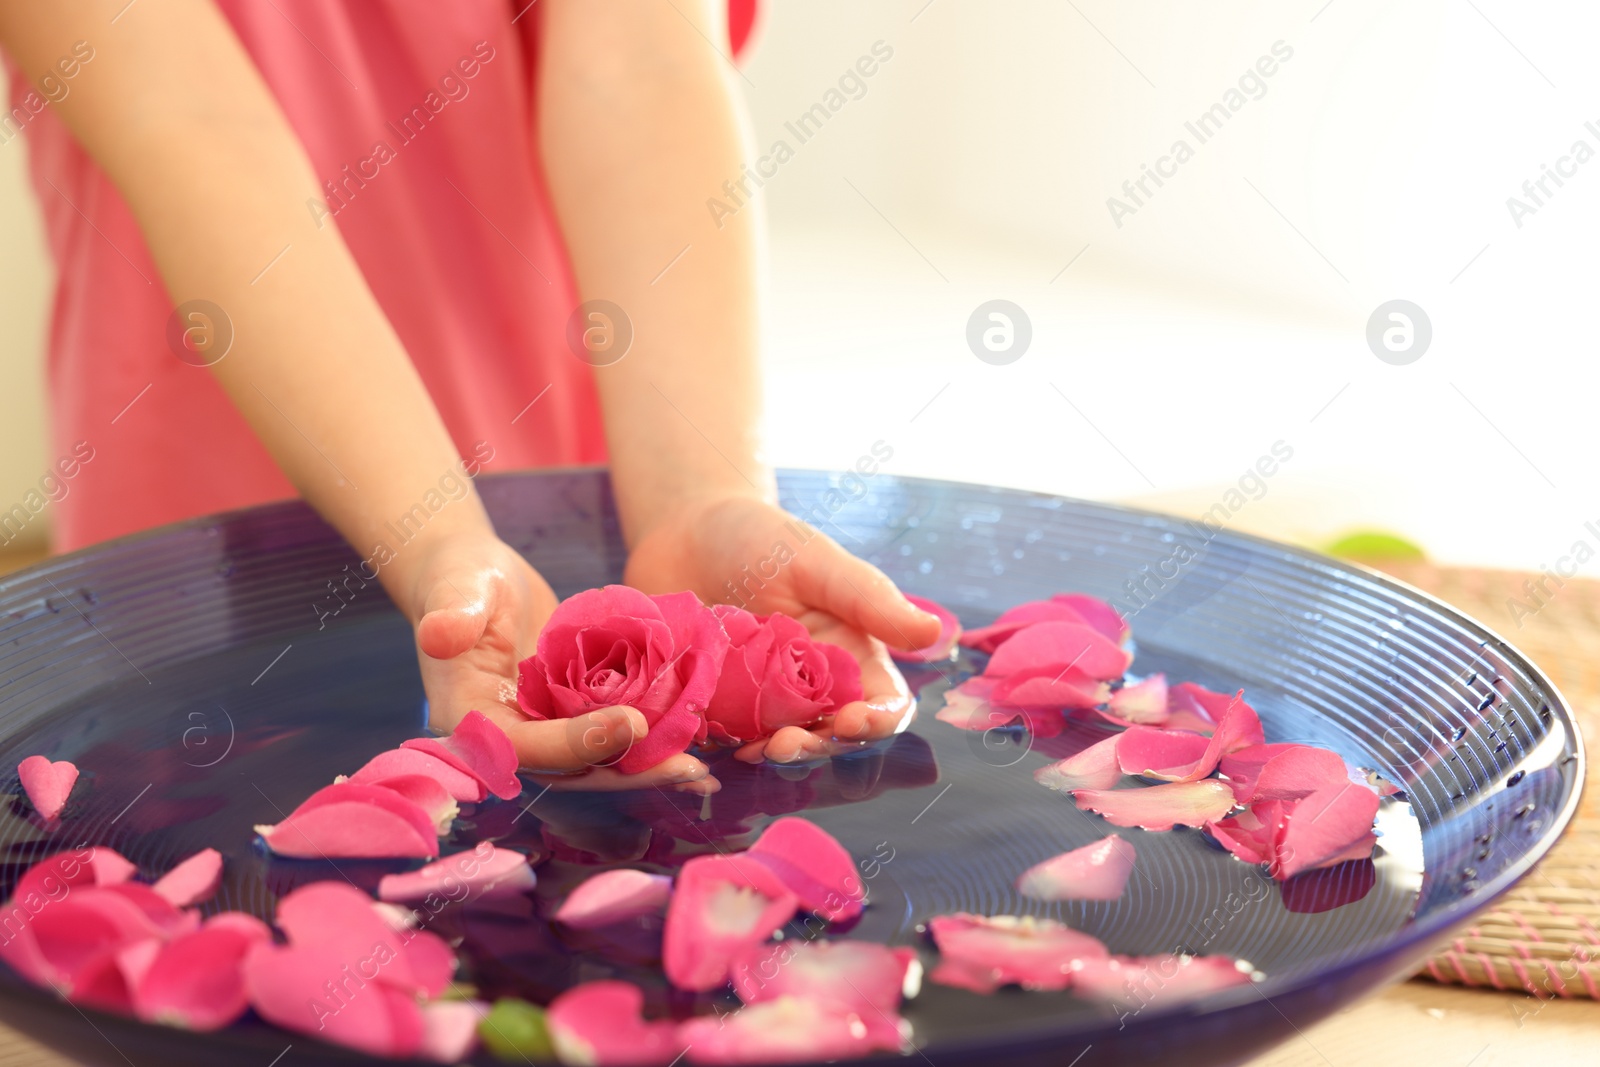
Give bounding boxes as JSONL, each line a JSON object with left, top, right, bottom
{"left": 539, "top": 0, "right": 942, "bottom": 761}
{"left": 0, "top": 1, "right": 707, "bottom": 788}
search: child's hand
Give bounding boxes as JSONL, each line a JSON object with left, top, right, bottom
{"left": 409, "top": 529, "right": 718, "bottom": 794}
{"left": 623, "top": 494, "right": 943, "bottom": 764}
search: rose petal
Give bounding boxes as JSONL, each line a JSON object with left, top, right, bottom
{"left": 680, "top": 994, "right": 905, "bottom": 1064}
{"left": 928, "top": 913, "right": 1108, "bottom": 993}
{"left": 891, "top": 595, "right": 962, "bottom": 663}
{"left": 17, "top": 756, "right": 78, "bottom": 820}
{"left": 731, "top": 940, "right": 920, "bottom": 1015}
{"left": 990, "top": 667, "right": 1111, "bottom": 711}
{"left": 347, "top": 748, "right": 486, "bottom": 803}
{"left": 935, "top": 677, "right": 1069, "bottom": 738}
{"left": 959, "top": 597, "right": 1096, "bottom": 654}
{"left": 1102, "top": 674, "right": 1169, "bottom": 726}
{"left": 16, "top": 847, "right": 135, "bottom": 905}
{"left": 377, "top": 843, "right": 535, "bottom": 904}
{"left": 1115, "top": 694, "right": 1262, "bottom": 783}
{"left": 1164, "top": 682, "right": 1241, "bottom": 734}
{"left": 747, "top": 817, "right": 864, "bottom": 922}
{"left": 400, "top": 710, "right": 521, "bottom": 802}
{"left": 984, "top": 621, "right": 1131, "bottom": 682}
{"left": 1034, "top": 736, "right": 1124, "bottom": 792}
{"left": 1070, "top": 954, "right": 1255, "bottom": 1003}
{"left": 1273, "top": 782, "right": 1380, "bottom": 879}
{"left": 256, "top": 803, "right": 437, "bottom": 860}
{"left": 360, "top": 774, "right": 460, "bottom": 835}
{"left": 1220, "top": 743, "right": 1350, "bottom": 804}
{"left": 818, "top": 640, "right": 864, "bottom": 711}
{"left": 546, "top": 980, "right": 683, "bottom": 1066}
{"left": 1205, "top": 803, "right": 1280, "bottom": 866}
{"left": 1115, "top": 727, "right": 1212, "bottom": 779}
{"left": 662, "top": 855, "right": 798, "bottom": 991}
{"left": 420, "top": 1000, "right": 483, "bottom": 1063}
{"left": 133, "top": 918, "right": 270, "bottom": 1030}
{"left": 244, "top": 941, "right": 424, "bottom": 1058}
{"left": 256, "top": 782, "right": 439, "bottom": 859}
{"left": 272, "top": 882, "right": 418, "bottom": 989}
{"left": 1072, "top": 781, "right": 1237, "bottom": 831}
{"left": 1016, "top": 837, "right": 1137, "bottom": 902}
{"left": 1051, "top": 594, "right": 1129, "bottom": 645}
{"left": 151, "top": 848, "right": 223, "bottom": 908}
{"left": 552, "top": 869, "right": 673, "bottom": 929}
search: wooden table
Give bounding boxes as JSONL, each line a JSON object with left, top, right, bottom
{"left": 1, "top": 546, "right": 1594, "bottom": 1066}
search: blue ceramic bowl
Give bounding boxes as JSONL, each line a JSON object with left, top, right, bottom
{"left": 0, "top": 470, "right": 1582, "bottom": 1067}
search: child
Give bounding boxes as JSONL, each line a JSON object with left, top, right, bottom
{"left": 0, "top": 0, "right": 938, "bottom": 791}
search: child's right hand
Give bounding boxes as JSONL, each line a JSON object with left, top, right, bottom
{"left": 407, "top": 528, "right": 719, "bottom": 795}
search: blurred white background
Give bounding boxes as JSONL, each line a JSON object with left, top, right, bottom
{"left": 1, "top": 0, "right": 1594, "bottom": 572}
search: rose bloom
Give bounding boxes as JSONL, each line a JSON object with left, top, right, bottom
{"left": 703, "top": 605, "right": 863, "bottom": 744}
{"left": 516, "top": 586, "right": 729, "bottom": 772}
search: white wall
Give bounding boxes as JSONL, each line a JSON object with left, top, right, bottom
{"left": 743, "top": 0, "right": 1600, "bottom": 572}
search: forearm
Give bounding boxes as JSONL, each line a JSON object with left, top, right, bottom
{"left": 0, "top": 1, "right": 489, "bottom": 617}
{"left": 538, "top": 0, "right": 774, "bottom": 548}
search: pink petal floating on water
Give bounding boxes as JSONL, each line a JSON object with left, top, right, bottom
{"left": 1164, "top": 682, "right": 1245, "bottom": 734}
{"left": 419, "top": 1000, "right": 483, "bottom": 1063}
{"left": 934, "top": 677, "right": 1069, "bottom": 737}
{"left": 1274, "top": 782, "right": 1380, "bottom": 879}
{"left": 14, "top": 847, "right": 136, "bottom": 906}
{"left": 151, "top": 849, "right": 223, "bottom": 908}
{"left": 1116, "top": 693, "right": 1264, "bottom": 783}
{"left": 1034, "top": 735, "right": 1124, "bottom": 793}
{"left": 990, "top": 667, "right": 1111, "bottom": 711}
{"left": 400, "top": 710, "right": 522, "bottom": 801}
{"left": 244, "top": 940, "right": 425, "bottom": 1059}
{"left": 928, "top": 913, "right": 1109, "bottom": 994}
{"left": 747, "top": 817, "right": 864, "bottom": 922}
{"left": 679, "top": 994, "right": 906, "bottom": 1065}
{"left": 553, "top": 869, "right": 673, "bottom": 929}
{"left": 132, "top": 916, "right": 270, "bottom": 1031}
{"left": 17, "top": 756, "right": 78, "bottom": 820}
{"left": 984, "top": 621, "right": 1131, "bottom": 683}
{"left": 731, "top": 940, "right": 920, "bottom": 1015}
{"left": 1070, "top": 953, "right": 1256, "bottom": 1003}
{"left": 272, "top": 882, "right": 444, "bottom": 996}
{"left": 1072, "top": 781, "right": 1237, "bottom": 831}
{"left": 1115, "top": 727, "right": 1212, "bottom": 779}
{"left": 362, "top": 774, "right": 460, "bottom": 835}
{"left": 960, "top": 595, "right": 1127, "bottom": 654}
{"left": 1016, "top": 837, "right": 1138, "bottom": 902}
{"left": 663, "top": 854, "right": 798, "bottom": 991}
{"left": 255, "top": 782, "right": 438, "bottom": 859}
{"left": 1205, "top": 804, "right": 1279, "bottom": 866}
{"left": 1102, "top": 674, "right": 1169, "bottom": 726}
{"left": 1220, "top": 743, "right": 1350, "bottom": 804}
{"left": 377, "top": 843, "right": 535, "bottom": 904}
{"left": 891, "top": 595, "right": 962, "bottom": 663}
{"left": 347, "top": 747, "right": 486, "bottom": 803}
{"left": 546, "top": 980, "right": 683, "bottom": 1067}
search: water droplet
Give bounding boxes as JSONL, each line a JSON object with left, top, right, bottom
{"left": 80, "top": 589, "right": 98, "bottom": 606}
{"left": 1450, "top": 791, "right": 1465, "bottom": 801}
{"left": 917, "top": 560, "right": 932, "bottom": 575}
{"left": 1476, "top": 693, "right": 1496, "bottom": 711}
{"left": 1462, "top": 671, "right": 1478, "bottom": 686}
{"left": 1513, "top": 802, "right": 1537, "bottom": 819}
{"left": 1461, "top": 867, "right": 1477, "bottom": 880}
{"left": 1506, "top": 770, "right": 1525, "bottom": 787}
{"left": 1477, "top": 848, "right": 1492, "bottom": 861}
{"left": 1451, "top": 726, "right": 1468, "bottom": 742}
{"left": 43, "top": 598, "right": 59, "bottom": 614}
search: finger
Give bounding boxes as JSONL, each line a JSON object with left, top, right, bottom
{"left": 416, "top": 570, "right": 494, "bottom": 660}
{"left": 791, "top": 537, "right": 941, "bottom": 651}
{"left": 529, "top": 755, "right": 721, "bottom": 794}
{"left": 488, "top": 706, "right": 651, "bottom": 774}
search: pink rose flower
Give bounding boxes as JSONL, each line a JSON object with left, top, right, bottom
{"left": 516, "top": 585, "right": 730, "bottom": 773}
{"left": 703, "top": 605, "right": 863, "bottom": 744}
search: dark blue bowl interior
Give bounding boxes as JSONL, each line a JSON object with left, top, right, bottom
{"left": 0, "top": 470, "right": 1582, "bottom": 1067}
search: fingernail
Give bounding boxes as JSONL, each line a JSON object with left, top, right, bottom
{"left": 667, "top": 765, "right": 707, "bottom": 783}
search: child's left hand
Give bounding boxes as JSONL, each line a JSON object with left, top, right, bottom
{"left": 623, "top": 494, "right": 943, "bottom": 764}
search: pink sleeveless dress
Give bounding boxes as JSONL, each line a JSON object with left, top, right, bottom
{"left": 9, "top": 0, "right": 758, "bottom": 551}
